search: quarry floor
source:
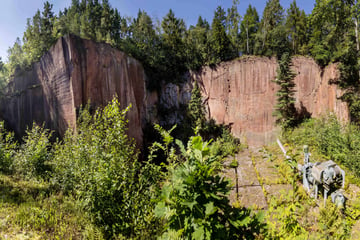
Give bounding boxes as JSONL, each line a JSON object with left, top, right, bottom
{"left": 223, "top": 147, "right": 291, "bottom": 209}
{"left": 224, "top": 146, "right": 360, "bottom": 238}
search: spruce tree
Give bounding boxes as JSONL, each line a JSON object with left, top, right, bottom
{"left": 226, "top": 0, "right": 241, "bottom": 56}
{"left": 286, "top": 0, "right": 308, "bottom": 55}
{"left": 257, "top": 0, "right": 285, "bottom": 56}
{"left": 161, "top": 9, "right": 187, "bottom": 82}
{"left": 186, "top": 16, "right": 210, "bottom": 70}
{"left": 240, "top": 5, "right": 259, "bottom": 55}
{"left": 273, "top": 52, "right": 297, "bottom": 129}
{"left": 209, "top": 6, "right": 234, "bottom": 64}
{"left": 188, "top": 82, "right": 206, "bottom": 129}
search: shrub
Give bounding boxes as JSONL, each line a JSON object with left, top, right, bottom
{"left": 12, "top": 124, "right": 52, "bottom": 180}
{"left": 155, "top": 135, "right": 265, "bottom": 239}
{"left": 0, "top": 121, "right": 17, "bottom": 173}
{"left": 51, "top": 98, "right": 161, "bottom": 238}
{"left": 285, "top": 115, "right": 360, "bottom": 177}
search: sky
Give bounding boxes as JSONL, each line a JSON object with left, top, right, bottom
{"left": 0, "top": 0, "right": 316, "bottom": 62}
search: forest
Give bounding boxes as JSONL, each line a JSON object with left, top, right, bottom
{"left": 1, "top": 0, "right": 360, "bottom": 239}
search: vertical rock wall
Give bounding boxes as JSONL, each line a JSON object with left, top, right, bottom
{"left": 0, "top": 37, "right": 350, "bottom": 148}
{"left": 0, "top": 35, "right": 147, "bottom": 146}
{"left": 193, "top": 56, "right": 349, "bottom": 146}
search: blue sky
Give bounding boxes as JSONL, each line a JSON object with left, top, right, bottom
{"left": 0, "top": 0, "right": 315, "bottom": 62}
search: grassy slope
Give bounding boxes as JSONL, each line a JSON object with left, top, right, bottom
{"left": 0, "top": 175, "right": 103, "bottom": 239}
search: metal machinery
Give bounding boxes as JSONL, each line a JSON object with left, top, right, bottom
{"left": 277, "top": 139, "right": 346, "bottom": 207}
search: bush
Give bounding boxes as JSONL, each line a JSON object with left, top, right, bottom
{"left": 12, "top": 124, "right": 52, "bottom": 180}
{"left": 285, "top": 115, "right": 360, "bottom": 177}
{"left": 51, "top": 98, "right": 162, "bottom": 238}
{"left": 0, "top": 121, "right": 17, "bottom": 173}
{"left": 155, "top": 135, "right": 265, "bottom": 239}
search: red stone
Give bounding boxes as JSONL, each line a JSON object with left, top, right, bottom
{"left": 193, "top": 56, "right": 349, "bottom": 146}
{"left": 1, "top": 35, "right": 146, "bottom": 147}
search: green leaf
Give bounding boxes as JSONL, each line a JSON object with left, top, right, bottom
{"left": 193, "top": 225, "right": 205, "bottom": 240}
{"left": 175, "top": 139, "right": 187, "bottom": 156}
{"left": 154, "top": 202, "right": 166, "bottom": 218}
{"left": 192, "top": 136, "right": 203, "bottom": 151}
{"left": 181, "top": 200, "right": 197, "bottom": 211}
{"left": 205, "top": 202, "right": 217, "bottom": 216}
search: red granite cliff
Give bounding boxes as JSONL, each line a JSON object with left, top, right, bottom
{"left": 0, "top": 36, "right": 349, "bottom": 148}
{"left": 0, "top": 35, "right": 146, "bottom": 146}
{"left": 192, "top": 56, "right": 349, "bottom": 146}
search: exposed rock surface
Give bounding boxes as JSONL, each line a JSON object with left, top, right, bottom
{"left": 0, "top": 37, "right": 350, "bottom": 148}
{"left": 159, "top": 81, "right": 192, "bottom": 125}
{"left": 192, "top": 56, "right": 349, "bottom": 146}
{"left": 1, "top": 35, "right": 147, "bottom": 146}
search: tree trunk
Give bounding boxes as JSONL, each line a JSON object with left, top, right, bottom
{"left": 355, "top": 17, "right": 359, "bottom": 52}
{"left": 246, "top": 26, "right": 249, "bottom": 54}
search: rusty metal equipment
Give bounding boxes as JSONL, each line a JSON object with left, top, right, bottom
{"left": 277, "top": 139, "right": 345, "bottom": 207}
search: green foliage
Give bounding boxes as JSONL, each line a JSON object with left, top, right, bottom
{"left": 256, "top": 0, "right": 285, "bottom": 57}
{"left": 273, "top": 52, "right": 298, "bottom": 129}
{"left": 264, "top": 144, "right": 313, "bottom": 239}
{"left": 0, "top": 122, "right": 17, "bottom": 174}
{"left": 51, "top": 98, "right": 161, "bottom": 238}
{"left": 209, "top": 127, "right": 241, "bottom": 160}
{"left": 266, "top": 197, "right": 309, "bottom": 239}
{"left": 6, "top": 38, "right": 28, "bottom": 76}
{"left": 308, "top": 0, "right": 353, "bottom": 67}
{"left": 286, "top": 1, "right": 308, "bottom": 55}
{"left": 155, "top": 135, "right": 265, "bottom": 239}
{"left": 285, "top": 116, "right": 360, "bottom": 178}
{"left": 185, "top": 16, "right": 210, "bottom": 70}
{"left": 239, "top": 5, "right": 259, "bottom": 55}
{"left": 187, "top": 82, "right": 206, "bottom": 132}
{"left": 12, "top": 124, "right": 52, "bottom": 180}
{"left": 0, "top": 174, "right": 103, "bottom": 239}
{"left": 226, "top": 0, "right": 241, "bottom": 57}
{"left": 316, "top": 202, "right": 350, "bottom": 239}
{"left": 160, "top": 9, "right": 188, "bottom": 83}
{"left": 345, "top": 92, "right": 360, "bottom": 124}
{"left": 209, "top": 6, "right": 235, "bottom": 64}
{"left": 0, "top": 57, "right": 9, "bottom": 89}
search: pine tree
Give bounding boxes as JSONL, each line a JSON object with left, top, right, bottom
{"left": 286, "top": 0, "right": 308, "bottom": 55}
{"left": 40, "top": 1, "right": 56, "bottom": 50}
{"left": 0, "top": 57, "right": 8, "bottom": 88}
{"left": 256, "top": 0, "right": 285, "bottom": 56}
{"left": 309, "top": 0, "right": 353, "bottom": 66}
{"left": 226, "top": 0, "right": 241, "bottom": 57}
{"left": 273, "top": 52, "right": 297, "bottom": 129}
{"left": 209, "top": 6, "right": 234, "bottom": 64}
{"left": 186, "top": 16, "right": 210, "bottom": 70}
{"left": 188, "top": 82, "right": 206, "bottom": 129}
{"left": 22, "top": 1, "right": 56, "bottom": 64}
{"left": 161, "top": 9, "right": 187, "bottom": 81}
{"left": 240, "top": 4, "right": 259, "bottom": 55}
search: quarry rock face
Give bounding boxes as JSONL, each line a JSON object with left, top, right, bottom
{"left": 0, "top": 36, "right": 350, "bottom": 148}
{"left": 193, "top": 56, "right": 349, "bottom": 146}
{"left": 159, "top": 81, "right": 192, "bottom": 125}
{"left": 1, "top": 35, "right": 147, "bottom": 146}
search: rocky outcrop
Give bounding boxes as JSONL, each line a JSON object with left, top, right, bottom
{"left": 1, "top": 35, "right": 147, "bottom": 146}
{"left": 158, "top": 81, "right": 192, "bottom": 126}
{"left": 192, "top": 56, "right": 349, "bottom": 146}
